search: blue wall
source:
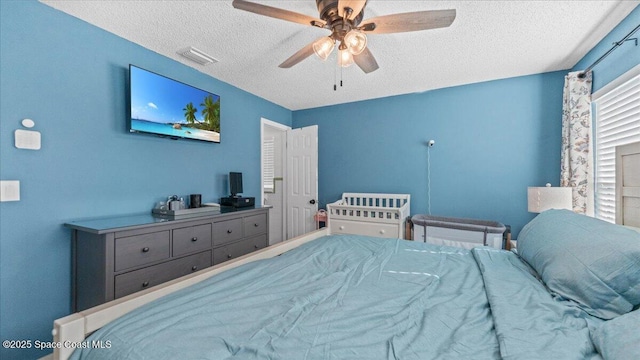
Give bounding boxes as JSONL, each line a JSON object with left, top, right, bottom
{"left": 293, "top": 72, "right": 566, "bottom": 236}
{"left": 292, "top": 5, "right": 639, "bottom": 243}
{"left": 0, "top": 1, "right": 291, "bottom": 359}
{"left": 1, "top": 1, "right": 637, "bottom": 359}
{"left": 572, "top": 5, "right": 640, "bottom": 91}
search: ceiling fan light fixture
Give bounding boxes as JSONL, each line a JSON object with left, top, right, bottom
{"left": 313, "top": 36, "right": 335, "bottom": 60}
{"left": 338, "top": 48, "right": 354, "bottom": 67}
{"left": 344, "top": 30, "right": 367, "bottom": 55}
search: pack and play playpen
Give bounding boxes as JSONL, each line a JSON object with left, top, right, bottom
{"left": 412, "top": 214, "right": 506, "bottom": 249}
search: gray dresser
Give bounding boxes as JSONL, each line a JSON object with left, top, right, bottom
{"left": 66, "top": 207, "right": 269, "bottom": 311}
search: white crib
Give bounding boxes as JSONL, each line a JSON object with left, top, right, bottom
{"left": 327, "top": 193, "right": 411, "bottom": 239}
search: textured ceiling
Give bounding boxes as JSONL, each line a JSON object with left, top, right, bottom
{"left": 40, "top": 1, "right": 638, "bottom": 110}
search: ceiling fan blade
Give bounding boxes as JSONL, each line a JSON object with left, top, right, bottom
{"left": 233, "top": 0, "right": 326, "bottom": 27}
{"left": 360, "top": 9, "right": 456, "bottom": 34}
{"left": 338, "top": 0, "right": 367, "bottom": 20}
{"left": 279, "top": 41, "right": 316, "bottom": 68}
{"left": 353, "top": 47, "right": 379, "bottom": 74}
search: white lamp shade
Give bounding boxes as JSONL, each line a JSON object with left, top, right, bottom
{"left": 527, "top": 185, "right": 573, "bottom": 213}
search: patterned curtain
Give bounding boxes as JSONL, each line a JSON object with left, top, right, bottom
{"left": 560, "top": 71, "right": 592, "bottom": 214}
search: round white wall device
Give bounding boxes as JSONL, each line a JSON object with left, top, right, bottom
{"left": 22, "top": 119, "right": 35, "bottom": 128}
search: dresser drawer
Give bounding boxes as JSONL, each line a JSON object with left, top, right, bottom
{"left": 244, "top": 213, "right": 267, "bottom": 238}
{"left": 213, "top": 218, "right": 243, "bottom": 245}
{"left": 247, "top": 233, "right": 268, "bottom": 252}
{"left": 213, "top": 234, "right": 267, "bottom": 265}
{"left": 173, "top": 224, "right": 212, "bottom": 257}
{"left": 115, "top": 231, "right": 171, "bottom": 271}
{"left": 114, "top": 251, "right": 211, "bottom": 299}
{"left": 331, "top": 219, "right": 400, "bottom": 239}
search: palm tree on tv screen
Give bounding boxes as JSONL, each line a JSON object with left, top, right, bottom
{"left": 201, "top": 95, "right": 220, "bottom": 133}
{"left": 183, "top": 102, "right": 198, "bottom": 124}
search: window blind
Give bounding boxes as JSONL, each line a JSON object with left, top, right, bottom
{"left": 594, "top": 73, "right": 640, "bottom": 223}
{"left": 262, "top": 137, "right": 275, "bottom": 192}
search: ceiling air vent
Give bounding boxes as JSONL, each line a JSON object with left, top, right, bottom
{"left": 177, "top": 47, "right": 218, "bottom": 66}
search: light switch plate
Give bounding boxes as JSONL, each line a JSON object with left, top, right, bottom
{"left": 0, "top": 181, "right": 20, "bottom": 202}
{"left": 15, "top": 129, "right": 41, "bottom": 150}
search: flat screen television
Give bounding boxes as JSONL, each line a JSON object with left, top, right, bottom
{"left": 128, "top": 64, "right": 220, "bottom": 143}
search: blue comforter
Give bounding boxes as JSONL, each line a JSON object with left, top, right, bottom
{"left": 71, "top": 235, "right": 601, "bottom": 359}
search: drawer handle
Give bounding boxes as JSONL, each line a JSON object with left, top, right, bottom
{"left": 191, "top": 237, "right": 198, "bottom": 242}
{"left": 339, "top": 226, "right": 345, "bottom": 230}
{"left": 227, "top": 254, "right": 232, "bottom": 259}
{"left": 254, "top": 244, "right": 259, "bottom": 249}
{"left": 254, "top": 223, "right": 259, "bottom": 227}
{"left": 142, "top": 247, "right": 150, "bottom": 253}
{"left": 191, "top": 265, "right": 198, "bottom": 271}
{"left": 227, "top": 229, "right": 233, "bottom": 234}
{"left": 142, "top": 281, "right": 149, "bottom": 288}
{"left": 379, "top": 230, "right": 386, "bottom": 234}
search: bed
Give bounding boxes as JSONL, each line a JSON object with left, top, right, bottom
{"left": 52, "top": 210, "right": 640, "bottom": 360}
{"left": 51, "top": 143, "right": 640, "bottom": 360}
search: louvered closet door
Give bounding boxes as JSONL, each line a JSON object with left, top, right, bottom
{"left": 262, "top": 136, "right": 275, "bottom": 193}
{"left": 616, "top": 142, "right": 640, "bottom": 227}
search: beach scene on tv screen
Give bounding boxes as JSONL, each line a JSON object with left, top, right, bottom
{"left": 130, "top": 66, "right": 220, "bottom": 142}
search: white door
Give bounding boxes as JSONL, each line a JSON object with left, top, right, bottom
{"left": 261, "top": 119, "right": 289, "bottom": 245}
{"left": 286, "top": 125, "right": 318, "bottom": 238}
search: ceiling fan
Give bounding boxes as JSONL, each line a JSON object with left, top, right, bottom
{"left": 232, "top": 0, "right": 456, "bottom": 74}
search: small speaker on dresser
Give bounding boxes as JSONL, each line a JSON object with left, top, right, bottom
{"left": 190, "top": 194, "right": 202, "bottom": 208}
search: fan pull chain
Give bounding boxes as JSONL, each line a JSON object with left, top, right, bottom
{"left": 334, "top": 54, "right": 337, "bottom": 91}
{"left": 333, "top": 52, "right": 345, "bottom": 90}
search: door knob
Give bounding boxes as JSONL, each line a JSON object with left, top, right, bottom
{"left": 309, "top": 199, "right": 316, "bottom": 205}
